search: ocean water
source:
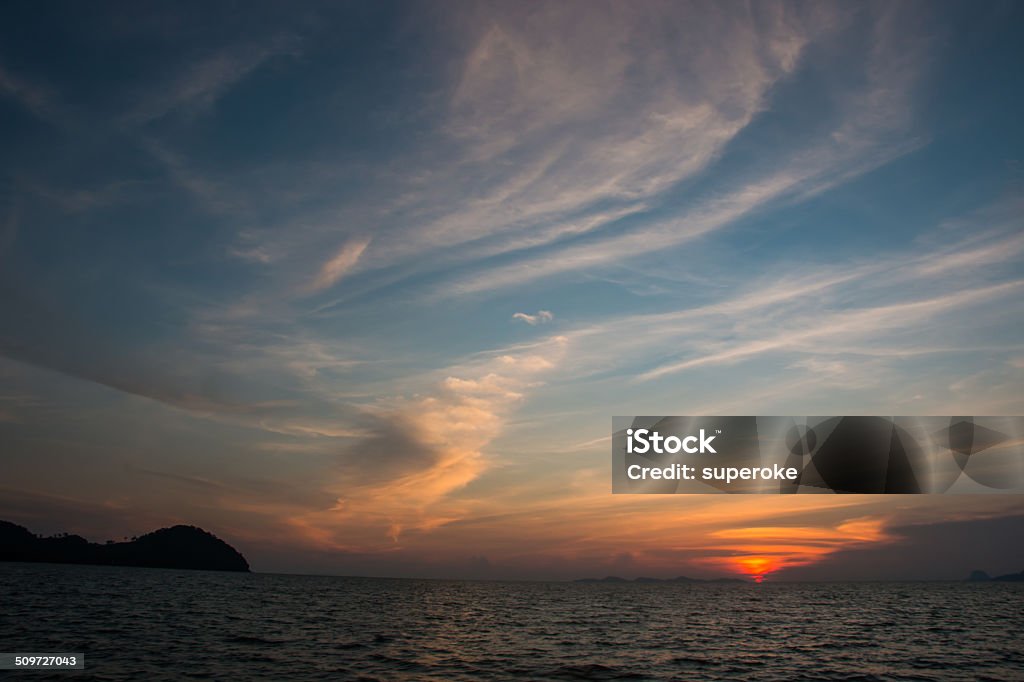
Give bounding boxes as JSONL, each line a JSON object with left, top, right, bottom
{"left": 1, "top": 563, "right": 1021, "bottom": 681}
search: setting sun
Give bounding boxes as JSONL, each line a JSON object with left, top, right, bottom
{"left": 733, "top": 556, "right": 778, "bottom": 582}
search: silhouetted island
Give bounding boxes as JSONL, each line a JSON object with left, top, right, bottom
{"left": 0, "top": 520, "right": 249, "bottom": 572}
{"left": 574, "top": 575, "right": 746, "bottom": 583}
{"left": 965, "top": 568, "right": 1024, "bottom": 582}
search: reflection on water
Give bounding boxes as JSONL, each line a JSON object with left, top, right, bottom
{"left": 1, "top": 562, "right": 1021, "bottom": 681}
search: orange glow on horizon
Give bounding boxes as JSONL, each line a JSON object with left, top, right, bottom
{"left": 733, "top": 555, "right": 778, "bottom": 580}
{"left": 279, "top": 474, "right": 904, "bottom": 577}
{"left": 691, "top": 517, "right": 897, "bottom": 581}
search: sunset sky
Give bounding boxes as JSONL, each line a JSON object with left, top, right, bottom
{"left": 2, "top": 1, "right": 1023, "bottom": 581}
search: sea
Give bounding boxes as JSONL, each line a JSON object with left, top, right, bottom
{"left": 1, "top": 562, "right": 1021, "bottom": 681}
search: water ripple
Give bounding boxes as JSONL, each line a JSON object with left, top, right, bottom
{"left": 0, "top": 564, "right": 1021, "bottom": 681}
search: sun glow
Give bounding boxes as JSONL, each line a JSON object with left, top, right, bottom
{"left": 733, "top": 556, "right": 778, "bottom": 582}
{"left": 688, "top": 517, "right": 896, "bottom": 582}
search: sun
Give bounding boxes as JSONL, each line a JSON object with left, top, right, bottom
{"left": 733, "top": 556, "right": 778, "bottom": 583}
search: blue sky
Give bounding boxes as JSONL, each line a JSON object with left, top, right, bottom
{"left": 1, "top": 1, "right": 1023, "bottom": 578}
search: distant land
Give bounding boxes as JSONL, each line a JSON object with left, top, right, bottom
{"left": 574, "top": 576, "right": 747, "bottom": 584}
{"left": 965, "top": 569, "right": 1024, "bottom": 582}
{"left": 0, "top": 520, "right": 250, "bottom": 572}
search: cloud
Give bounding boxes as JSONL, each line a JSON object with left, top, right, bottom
{"left": 776, "top": 514, "right": 1024, "bottom": 581}
{"left": 445, "top": 172, "right": 806, "bottom": 296}
{"left": 0, "top": 63, "right": 55, "bottom": 121}
{"left": 302, "top": 2, "right": 843, "bottom": 301}
{"left": 636, "top": 281, "right": 1024, "bottom": 381}
{"left": 512, "top": 310, "right": 553, "bottom": 326}
{"left": 511, "top": 207, "right": 1024, "bottom": 397}
{"left": 0, "top": 281, "right": 370, "bottom": 439}
{"left": 127, "top": 3, "right": 930, "bottom": 316}
{"left": 289, "top": 336, "right": 569, "bottom": 549}
{"left": 911, "top": 229, "right": 1024, "bottom": 277}
{"left": 699, "top": 516, "right": 895, "bottom": 578}
{"left": 437, "top": 78, "right": 928, "bottom": 299}
{"left": 293, "top": 3, "right": 908, "bottom": 302}
{"left": 126, "top": 36, "right": 301, "bottom": 124}
{"left": 24, "top": 180, "right": 143, "bottom": 214}
{"left": 306, "top": 237, "right": 371, "bottom": 293}
{"left": 138, "top": 138, "right": 245, "bottom": 215}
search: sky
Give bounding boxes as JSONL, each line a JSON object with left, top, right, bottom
{"left": 1, "top": 0, "right": 1023, "bottom": 581}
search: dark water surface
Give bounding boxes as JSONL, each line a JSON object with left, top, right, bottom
{"left": 1, "top": 562, "right": 1021, "bottom": 681}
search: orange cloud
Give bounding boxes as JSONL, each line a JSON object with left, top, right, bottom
{"left": 699, "top": 516, "right": 894, "bottom": 580}
{"left": 286, "top": 336, "right": 569, "bottom": 551}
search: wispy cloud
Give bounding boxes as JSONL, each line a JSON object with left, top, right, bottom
{"left": 117, "top": 2, "right": 934, "bottom": 321}
{"left": 306, "top": 237, "right": 371, "bottom": 293}
{"left": 431, "top": 18, "right": 930, "bottom": 299}
{"left": 636, "top": 280, "right": 1024, "bottom": 381}
{"left": 289, "top": 336, "right": 568, "bottom": 548}
{"left": 126, "top": 36, "right": 301, "bottom": 124}
{"left": 256, "top": 2, "right": 845, "bottom": 304}
{"left": 0, "top": 63, "right": 55, "bottom": 121}
{"left": 512, "top": 310, "right": 553, "bottom": 326}
{"left": 699, "top": 516, "right": 895, "bottom": 578}
{"left": 493, "top": 204, "right": 1020, "bottom": 396}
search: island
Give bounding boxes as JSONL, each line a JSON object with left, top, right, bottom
{"left": 965, "top": 568, "right": 1024, "bottom": 583}
{"left": 0, "top": 520, "right": 250, "bottom": 572}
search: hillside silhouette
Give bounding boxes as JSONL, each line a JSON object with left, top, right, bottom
{"left": 0, "top": 520, "right": 249, "bottom": 572}
{"left": 965, "top": 568, "right": 1024, "bottom": 582}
